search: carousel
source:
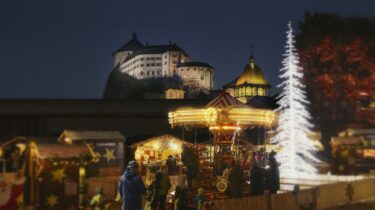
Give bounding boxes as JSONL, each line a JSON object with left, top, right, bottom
{"left": 168, "top": 92, "right": 278, "bottom": 198}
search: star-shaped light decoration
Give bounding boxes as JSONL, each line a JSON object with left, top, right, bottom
{"left": 46, "top": 194, "right": 58, "bottom": 207}
{"left": 103, "top": 148, "right": 116, "bottom": 162}
{"left": 346, "top": 184, "right": 355, "bottom": 201}
{"left": 51, "top": 168, "right": 66, "bottom": 183}
{"left": 16, "top": 193, "right": 23, "bottom": 206}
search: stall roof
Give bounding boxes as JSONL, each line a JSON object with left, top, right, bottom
{"left": 131, "top": 134, "right": 194, "bottom": 147}
{"left": 37, "top": 143, "right": 93, "bottom": 159}
{"left": 58, "top": 130, "right": 125, "bottom": 142}
{"left": 331, "top": 137, "right": 363, "bottom": 146}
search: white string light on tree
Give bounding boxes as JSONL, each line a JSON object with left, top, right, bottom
{"left": 271, "top": 22, "right": 320, "bottom": 177}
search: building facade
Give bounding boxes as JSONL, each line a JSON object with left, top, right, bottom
{"left": 112, "top": 33, "right": 214, "bottom": 95}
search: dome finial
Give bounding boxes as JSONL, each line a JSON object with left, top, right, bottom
{"left": 249, "top": 45, "right": 255, "bottom": 69}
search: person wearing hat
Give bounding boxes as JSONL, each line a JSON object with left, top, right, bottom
{"left": 119, "top": 160, "right": 145, "bottom": 210}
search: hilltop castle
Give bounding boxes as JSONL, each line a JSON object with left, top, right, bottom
{"left": 110, "top": 33, "right": 214, "bottom": 97}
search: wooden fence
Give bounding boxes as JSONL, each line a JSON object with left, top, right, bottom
{"left": 87, "top": 176, "right": 120, "bottom": 200}
{"left": 86, "top": 176, "right": 375, "bottom": 210}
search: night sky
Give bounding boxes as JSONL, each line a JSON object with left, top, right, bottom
{"left": 1, "top": 0, "right": 374, "bottom": 98}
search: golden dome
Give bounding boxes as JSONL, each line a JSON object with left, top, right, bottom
{"left": 235, "top": 56, "right": 269, "bottom": 86}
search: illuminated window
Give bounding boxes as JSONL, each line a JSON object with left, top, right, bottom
{"left": 246, "top": 87, "right": 251, "bottom": 95}
{"left": 258, "top": 88, "right": 264, "bottom": 96}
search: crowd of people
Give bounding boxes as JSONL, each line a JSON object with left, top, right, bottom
{"left": 224, "top": 151, "right": 280, "bottom": 198}
{"left": 118, "top": 160, "right": 190, "bottom": 210}
{"left": 90, "top": 150, "right": 280, "bottom": 210}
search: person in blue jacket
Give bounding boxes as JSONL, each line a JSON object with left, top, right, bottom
{"left": 119, "top": 160, "right": 146, "bottom": 210}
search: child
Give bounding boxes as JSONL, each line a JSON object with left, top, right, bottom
{"left": 90, "top": 187, "right": 104, "bottom": 210}
{"left": 194, "top": 188, "right": 207, "bottom": 210}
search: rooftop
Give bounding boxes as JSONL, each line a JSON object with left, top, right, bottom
{"left": 113, "top": 33, "right": 144, "bottom": 54}
{"left": 177, "top": 61, "right": 213, "bottom": 69}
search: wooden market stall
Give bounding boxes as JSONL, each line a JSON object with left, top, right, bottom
{"left": 0, "top": 137, "right": 96, "bottom": 210}
{"left": 35, "top": 143, "right": 95, "bottom": 210}
{"left": 331, "top": 128, "right": 375, "bottom": 174}
{"left": 131, "top": 134, "right": 194, "bottom": 175}
{"left": 58, "top": 130, "right": 126, "bottom": 176}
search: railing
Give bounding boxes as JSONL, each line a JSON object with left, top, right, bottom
{"left": 86, "top": 176, "right": 375, "bottom": 210}
{"left": 203, "top": 178, "right": 375, "bottom": 210}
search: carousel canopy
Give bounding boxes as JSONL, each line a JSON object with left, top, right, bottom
{"left": 169, "top": 106, "right": 277, "bottom": 128}
{"left": 206, "top": 92, "right": 243, "bottom": 108}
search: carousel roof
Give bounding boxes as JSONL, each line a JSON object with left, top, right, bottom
{"left": 206, "top": 92, "right": 244, "bottom": 108}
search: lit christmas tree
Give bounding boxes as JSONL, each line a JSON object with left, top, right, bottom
{"left": 271, "top": 22, "right": 320, "bottom": 177}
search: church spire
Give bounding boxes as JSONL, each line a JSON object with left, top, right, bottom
{"left": 249, "top": 45, "right": 255, "bottom": 69}
{"left": 132, "top": 32, "right": 137, "bottom": 39}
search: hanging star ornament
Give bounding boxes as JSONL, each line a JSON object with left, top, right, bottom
{"left": 103, "top": 148, "right": 116, "bottom": 162}
{"left": 51, "top": 168, "right": 66, "bottom": 183}
{"left": 16, "top": 193, "right": 23, "bottom": 206}
{"left": 46, "top": 194, "right": 58, "bottom": 207}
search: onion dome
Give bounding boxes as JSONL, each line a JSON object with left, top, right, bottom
{"left": 235, "top": 55, "right": 269, "bottom": 86}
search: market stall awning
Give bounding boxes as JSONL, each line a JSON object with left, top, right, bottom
{"left": 58, "top": 130, "right": 125, "bottom": 143}
{"left": 206, "top": 92, "right": 243, "bottom": 108}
